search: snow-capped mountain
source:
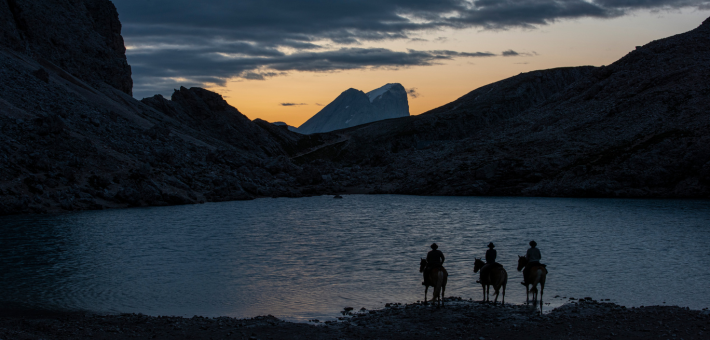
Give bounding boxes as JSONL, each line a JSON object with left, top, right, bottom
{"left": 297, "top": 83, "right": 410, "bottom": 134}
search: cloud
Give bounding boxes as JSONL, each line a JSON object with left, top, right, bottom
{"left": 280, "top": 103, "right": 308, "bottom": 106}
{"left": 502, "top": 49, "right": 537, "bottom": 56}
{"left": 407, "top": 88, "right": 421, "bottom": 98}
{"left": 129, "top": 47, "right": 497, "bottom": 98}
{"left": 408, "top": 38, "right": 429, "bottom": 43}
{"left": 113, "top": 0, "right": 710, "bottom": 98}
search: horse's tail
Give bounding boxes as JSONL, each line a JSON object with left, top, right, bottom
{"left": 433, "top": 269, "right": 443, "bottom": 300}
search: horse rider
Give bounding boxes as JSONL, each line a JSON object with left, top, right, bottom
{"left": 477, "top": 242, "right": 497, "bottom": 283}
{"left": 424, "top": 243, "right": 445, "bottom": 285}
{"left": 522, "top": 240, "right": 542, "bottom": 285}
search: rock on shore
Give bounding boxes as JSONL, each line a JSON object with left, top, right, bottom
{"left": 1, "top": 299, "right": 708, "bottom": 339}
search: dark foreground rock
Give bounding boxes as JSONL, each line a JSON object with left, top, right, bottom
{"left": 1, "top": 299, "right": 708, "bottom": 340}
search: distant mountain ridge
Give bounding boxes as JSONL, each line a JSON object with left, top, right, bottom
{"left": 2, "top": 1, "right": 709, "bottom": 216}
{"left": 297, "top": 83, "right": 410, "bottom": 134}
{"left": 296, "top": 17, "right": 710, "bottom": 199}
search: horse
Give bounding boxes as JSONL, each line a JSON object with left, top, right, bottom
{"left": 473, "top": 258, "right": 507, "bottom": 304}
{"left": 517, "top": 255, "right": 546, "bottom": 312}
{"left": 419, "top": 258, "right": 448, "bottom": 306}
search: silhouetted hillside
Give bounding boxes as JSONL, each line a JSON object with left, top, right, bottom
{"left": 2, "top": 1, "right": 708, "bottom": 216}
{"left": 296, "top": 18, "right": 710, "bottom": 198}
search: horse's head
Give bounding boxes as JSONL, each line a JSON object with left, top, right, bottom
{"left": 419, "top": 258, "right": 427, "bottom": 273}
{"left": 473, "top": 257, "right": 485, "bottom": 273}
{"left": 517, "top": 255, "right": 527, "bottom": 272}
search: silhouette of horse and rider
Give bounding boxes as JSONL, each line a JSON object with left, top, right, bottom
{"left": 473, "top": 242, "right": 507, "bottom": 304}
{"left": 419, "top": 240, "right": 547, "bottom": 310}
{"left": 419, "top": 243, "right": 448, "bottom": 306}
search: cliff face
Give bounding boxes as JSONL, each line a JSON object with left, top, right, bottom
{"left": 297, "top": 83, "right": 410, "bottom": 134}
{"left": 0, "top": 0, "right": 329, "bottom": 215}
{"left": 0, "top": 0, "right": 132, "bottom": 95}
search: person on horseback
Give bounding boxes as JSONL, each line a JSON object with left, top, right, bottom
{"left": 521, "top": 240, "right": 541, "bottom": 285}
{"left": 424, "top": 243, "right": 445, "bottom": 285}
{"left": 476, "top": 242, "right": 497, "bottom": 284}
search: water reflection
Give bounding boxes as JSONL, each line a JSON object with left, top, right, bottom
{"left": 1, "top": 196, "right": 709, "bottom": 321}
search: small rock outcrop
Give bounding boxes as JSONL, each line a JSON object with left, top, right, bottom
{"left": 297, "top": 83, "right": 409, "bottom": 134}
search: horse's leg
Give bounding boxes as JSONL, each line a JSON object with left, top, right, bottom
{"left": 424, "top": 285, "right": 428, "bottom": 304}
{"left": 502, "top": 271, "right": 507, "bottom": 305}
{"left": 434, "top": 271, "right": 443, "bottom": 307}
{"left": 539, "top": 276, "right": 545, "bottom": 313}
{"left": 502, "top": 282, "right": 506, "bottom": 305}
{"left": 442, "top": 276, "right": 447, "bottom": 306}
{"left": 493, "top": 283, "right": 499, "bottom": 304}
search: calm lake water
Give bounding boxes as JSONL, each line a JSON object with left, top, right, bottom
{"left": 1, "top": 195, "right": 709, "bottom": 321}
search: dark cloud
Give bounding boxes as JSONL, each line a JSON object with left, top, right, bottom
{"left": 113, "top": 0, "right": 710, "bottom": 98}
{"left": 502, "top": 49, "right": 520, "bottom": 56}
{"left": 281, "top": 103, "right": 308, "bottom": 106}
{"left": 407, "top": 88, "right": 421, "bottom": 98}
{"left": 129, "top": 47, "right": 497, "bottom": 98}
{"left": 502, "top": 49, "right": 537, "bottom": 56}
{"left": 594, "top": 0, "right": 706, "bottom": 8}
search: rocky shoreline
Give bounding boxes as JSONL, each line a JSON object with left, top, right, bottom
{"left": 2, "top": 298, "right": 708, "bottom": 340}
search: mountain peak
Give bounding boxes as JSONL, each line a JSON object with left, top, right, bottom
{"left": 366, "top": 83, "right": 403, "bottom": 103}
{"left": 297, "top": 83, "right": 410, "bottom": 134}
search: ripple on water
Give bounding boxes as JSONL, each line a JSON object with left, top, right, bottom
{"left": 1, "top": 195, "right": 709, "bottom": 321}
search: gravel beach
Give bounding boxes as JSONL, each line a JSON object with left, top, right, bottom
{"left": 2, "top": 298, "right": 709, "bottom": 340}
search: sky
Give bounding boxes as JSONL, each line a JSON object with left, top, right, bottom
{"left": 112, "top": 0, "right": 710, "bottom": 127}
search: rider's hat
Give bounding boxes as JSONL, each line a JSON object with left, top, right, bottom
{"left": 529, "top": 240, "right": 537, "bottom": 247}
{"left": 430, "top": 243, "right": 438, "bottom": 250}
{"left": 488, "top": 242, "right": 495, "bottom": 248}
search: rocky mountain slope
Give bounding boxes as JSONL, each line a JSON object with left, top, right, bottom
{"left": 0, "top": 0, "right": 343, "bottom": 215}
{"left": 297, "top": 83, "right": 409, "bottom": 134}
{"left": 295, "top": 18, "right": 710, "bottom": 199}
{"left": 1, "top": 0, "right": 708, "bottom": 216}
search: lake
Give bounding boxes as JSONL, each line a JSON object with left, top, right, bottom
{"left": 1, "top": 195, "right": 709, "bottom": 321}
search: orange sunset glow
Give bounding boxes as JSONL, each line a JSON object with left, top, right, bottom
{"left": 203, "top": 10, "right": 708, "bottom": 127}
